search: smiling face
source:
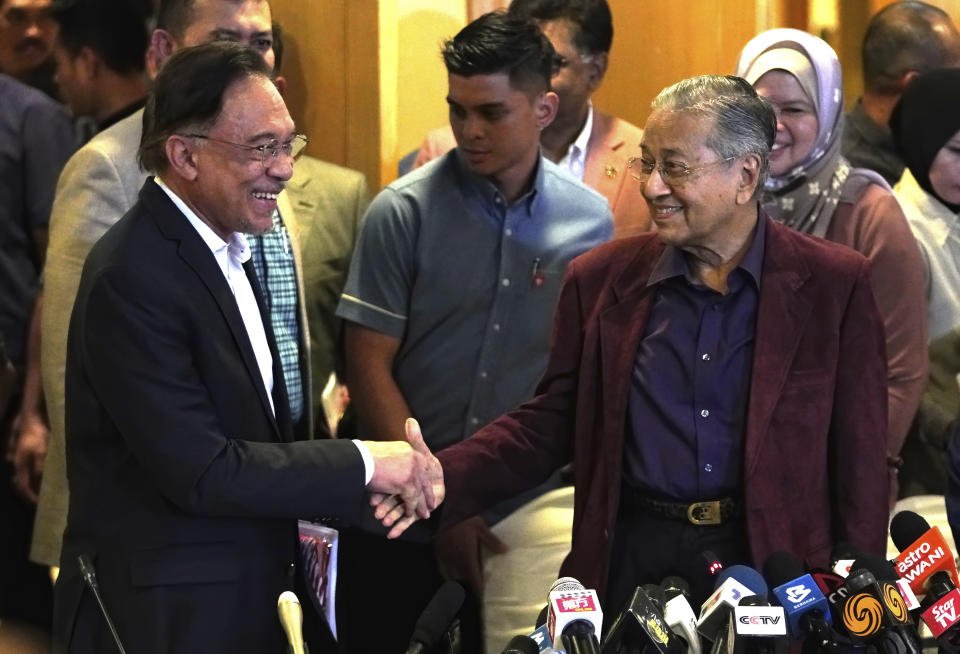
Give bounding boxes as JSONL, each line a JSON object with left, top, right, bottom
{"left": 640, "top": 108, "right": 758, "bottom": 260}
{"left": 930, "top": 127, "right": 960, "bottom": 206}
{"left": 753, "top": 69, "right": 818, "bottom": 177}
{"left": 447, "top": 71, "right": 555, "bottom": 197}
{"left": 184, "top": 75, "right": 294, "bottom": 239}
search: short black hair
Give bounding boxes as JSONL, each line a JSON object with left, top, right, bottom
{"left": 155, "top": 0, "right": 193, "bottom": 39}
{"left": 863, "top": 1, "right": 960, "bottom": 95}
{"left": 52, "top": 0, "right": 150, "bottom": 75}
{"left": 139, "top": 41, "right": 271, "bottom": 172}
{"left": 442, "top": 11, "right": 555, "bottom": 93}
{"left": 508, "top": 0, "right": 612, "bottom": 54}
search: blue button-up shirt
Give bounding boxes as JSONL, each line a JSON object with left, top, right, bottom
{"left": 623, "top": 216, "right": 766, "bottom": 500}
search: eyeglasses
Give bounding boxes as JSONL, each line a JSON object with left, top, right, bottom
{"left": 627, "top": 155, "right": 737, "bottom": 185}
{"left": 182, "top": 133, "right": 308, "bottom": 167}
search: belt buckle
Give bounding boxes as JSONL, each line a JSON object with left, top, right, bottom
{"left": 687, "top": 500, "right": 722, "bottom": 526}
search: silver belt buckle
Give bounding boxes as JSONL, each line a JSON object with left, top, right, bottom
{"left": 687, "top": 500, "right": 722, "bottom": 525}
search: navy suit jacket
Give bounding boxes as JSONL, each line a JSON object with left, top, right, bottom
{"left": 438, "top": 213, "right": 890, "bottom": 596}
{"left": 54, "top": 179, "right": 365, "bottom": 654}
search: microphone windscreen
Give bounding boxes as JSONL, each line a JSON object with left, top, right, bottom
{"left": 662, "top": 575, "right": 691, "bottom": 600}
{"left": 763, "top": 551, "right": 806, "bottom": 588}
{"left": 550, "top": 576, "right": 585, "bottom": 593}
{"left": 501, "top": 634, "right": 540, "bottom": 654}
{"left": 410, "top": 581, "right": 465, "bottom": 648}
{"left": 890, "top": 511, "right": 931, "bottom": 552}
{"left": 739, "top": 595, "right": 769, "bottom": 607}
{"left": 851, "top": 555, "right": 899, "bottom": 582}
{"left": 717, "top": 564, "right": 768, "bottom": 600}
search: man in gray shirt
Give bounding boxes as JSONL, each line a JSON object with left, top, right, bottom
{"left": 336, "top": 11, "right": 611, "bottom": 654}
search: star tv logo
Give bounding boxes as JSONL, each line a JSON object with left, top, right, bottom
{"left": 786, "top": 585, "right": 811, "bottom": 604}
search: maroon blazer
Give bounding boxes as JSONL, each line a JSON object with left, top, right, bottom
{"left": 437, "top": 214, "right": 890, "bottom": 597}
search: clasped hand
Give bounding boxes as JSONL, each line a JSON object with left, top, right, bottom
{"left": 363, "top": 418, "right": 444, "bottom": 538}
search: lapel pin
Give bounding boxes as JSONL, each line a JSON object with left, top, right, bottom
{"left": 605, "top": 165, "right": 617, "bottom": 179}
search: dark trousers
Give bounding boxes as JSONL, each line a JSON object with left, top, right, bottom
{"left": 336, "top": 527, "right": 481, "bottom": 654}
{"left": 603, "top": 501, "right": 750, "bottom": 623}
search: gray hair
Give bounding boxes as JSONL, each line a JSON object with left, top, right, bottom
{"left": 652, "top": 74, "right": 776, "bottom": 195}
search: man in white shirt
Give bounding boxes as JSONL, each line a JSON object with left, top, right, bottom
{"left": 54, "top": 42, "right": 442, "bottom": 654}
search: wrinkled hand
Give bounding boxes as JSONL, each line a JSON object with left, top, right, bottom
{"left": 7, "top": 412, "right": 49, "bottom": 503}
{"left": 366, "top": 418, "right": 444, "bottom": 538}
{"left": 435, "top": 515, "right": 508, "bottom": 598}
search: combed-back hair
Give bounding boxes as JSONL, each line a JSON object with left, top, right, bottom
{"left": 508, "top": 0, "right": 613, "bottom": 54}
{"left": 138, "top": 40, "right": 271, "bottom": 172}
{"left": 155, "top": 0, "right": 193, "bottom": 39}
{"left": 442, "top": 10, "right": 555, "bottom": 93}
{"left": 652, "top": 75, "right": 776, "bottom": 195}
{"left": 863, "top": 1, "right": 960, "bottom": 95}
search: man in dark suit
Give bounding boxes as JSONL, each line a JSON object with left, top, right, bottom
{"left": 381, "top": 74, "right": 889, "bottom": 613}
{"left": 55, "top": 43, "right": 442, "bottom": 654}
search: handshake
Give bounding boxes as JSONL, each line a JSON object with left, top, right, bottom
{"left": 362, "top": 418, "right": 445, "bottom": 538}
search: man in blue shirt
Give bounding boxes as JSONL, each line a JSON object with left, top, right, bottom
{"left": 336, "top": 11, "right": 612, "bottom": 653}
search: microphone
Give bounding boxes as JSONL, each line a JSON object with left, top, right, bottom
{"left": 919, "top": 573, "right": 960, "bottom": 652}
{"left": 502, "top": 634, "right": 541, "bottom": 654}
{"left": 712, "top": 596, "right": 787, "bottom": 654}
{"left": 661, "top": 577, "right": 702, "bottom": 654}
{"left": 545, "top": 577, "right": 603, "bottom": 653}
{"left": 277, "top": 591, "right": 307, "bottom": 654}
{"left": 835, "top": 558, "right": 921, "bottom": 654}
{"left": 763, "top": 551, "right": 833, "bottom": 646}
{"left": 830, "top": 542, "right": 859, "bottom": 578}
{"left": 890, "top": 511, "right": 959, "bottom": 595}
{"left": 528, "top": 604, "right": 555, "bottom": 653}
{"left": 601, "top": 585, "right": 687, "bottom": 654}
{"left": 404, "top": 580, "right": 466, "bottom": 654}
{"left": 77, "top": 554, "right": 128, "bottom": 654}
{"left": 697, "top": 565, "right": 767, "bottom": 643}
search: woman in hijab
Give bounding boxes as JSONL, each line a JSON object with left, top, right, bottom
{"left": 891, "top": 68, "right": 960, "bottom": 497}
{"left": 735, "top": 28, "right": 927, "bottom": 501}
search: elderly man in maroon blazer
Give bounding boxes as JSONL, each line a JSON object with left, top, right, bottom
{"left": 381, "top": 73, "right": 890, "bottom": 614}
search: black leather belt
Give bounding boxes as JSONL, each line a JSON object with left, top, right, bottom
{"left": 621, "top": 491, "right": 741, "bottom": 526}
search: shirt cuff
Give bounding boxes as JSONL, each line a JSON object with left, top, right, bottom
{"left": 352, "top": 439, "right": 374, "bottom": 485}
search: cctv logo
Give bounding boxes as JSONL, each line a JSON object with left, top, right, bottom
{"left": 739, "top": 615, "right": 782, "bottom": 625}
{"left": 786, "top": 585, "right": 811, "bottom": 604}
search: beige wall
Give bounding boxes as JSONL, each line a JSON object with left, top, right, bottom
{"left": 271, "top": 0, "right": 960, "bottom": 191}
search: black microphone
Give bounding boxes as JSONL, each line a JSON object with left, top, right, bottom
{"left": 77, "top": 554, "right": 128, "bottom": 654}
{"left": 710, "top": 596, "right": 788, "bottom": 654}
{"left": 835, "top": 558, "right": 921, "bottom": 654}
{"left": 404, "top": 580, "right": 466, "bottom": 654}
{"left": 502, "top": 634, "right": 541, "bottom": 654}
{"left": 601, "top": 586, "right": 687, "bottom": 654}
{"left": 661, "top": 576, "right": 701, "bottom": 654}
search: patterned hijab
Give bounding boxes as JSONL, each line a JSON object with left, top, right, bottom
{"left": 735, "top": 28, "right": 847, "bottom": 236}
{"left": 890, "top": 67, "right": 960, "bottom": 214}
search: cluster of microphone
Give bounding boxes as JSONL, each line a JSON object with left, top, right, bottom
{"left": 491, "top": 509, "right": 960, "bottom": 654}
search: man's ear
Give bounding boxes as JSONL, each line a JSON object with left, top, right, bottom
{"left": 147, "top": 29, "right": 176, "bottom": 79}
{"left": 736, "top": 153, "right": 762, "bottom": 205}
{"left": 273, "top": 75, "right": 287, "bottom": 97}
{"left": 164, "top": 135, "right": 200, "bottom": 182}
{"left": 75, "top": 46, "right": 99, "bottom": 82}
{"left": 536, "top": 90, "right": 559, "bottom": 130}
{"left": 585, "top": 51, "right": 608, "bottom": 92}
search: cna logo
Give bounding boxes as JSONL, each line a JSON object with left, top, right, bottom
{"left": 786, "top": 585, "right": 812, "bottom": 604}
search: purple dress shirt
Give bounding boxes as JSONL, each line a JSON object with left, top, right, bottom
{"left": 623, "top": 216, "right": 766, "bottom": 500}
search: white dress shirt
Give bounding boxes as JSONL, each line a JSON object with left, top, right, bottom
{"left": 557, "top": 103, "right": 594, "bottom": 181}
{"left": 155, "top": 178, "right": 374, "bottom": 483}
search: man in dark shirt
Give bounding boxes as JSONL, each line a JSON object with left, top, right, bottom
{"left": 842, "top": 1, "right": 960, "bottom": 185}
{"left": 0, "top": 0, "right": 58, "bottom": 98}
{"left": 380, "top": 75, "right": 891, "bottom": 615}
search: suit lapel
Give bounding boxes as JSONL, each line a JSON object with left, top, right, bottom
{"left": 743, "top": 218, "right": 814, "bottom": 477}
{"left": 142, "top": 180, "right": 282, "bottom": 440}
{"left": 598, "top": 239, "right": 663, "bottom": 460}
